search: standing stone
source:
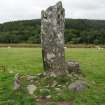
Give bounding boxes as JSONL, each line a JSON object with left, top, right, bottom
{"left": 41, "top": 1, "right": 65, "bottom": 74}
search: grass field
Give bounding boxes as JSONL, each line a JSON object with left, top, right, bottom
{"left": 0, "top": 48, "right": 105, "bottom": 105}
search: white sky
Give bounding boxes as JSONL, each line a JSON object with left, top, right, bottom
{"left": 0, "top": 0, "right": 105, "bottom": 23}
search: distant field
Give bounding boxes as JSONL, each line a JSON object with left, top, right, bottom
{"left": 0, "top": 44, "right": 105, "bottom": 48}
{"left": 0, "top": 48, "right": 105, "bottom": 105}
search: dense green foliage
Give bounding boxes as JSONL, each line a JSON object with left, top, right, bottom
{"left": 0, "top": 19, "right": 105, "bottom": 44}
{"left": 0, "top": 48, "right": 105, "bottom": 105}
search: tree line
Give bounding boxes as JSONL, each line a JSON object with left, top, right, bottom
{"left": 0, "top": 19, "right": 105, "bottom": 44}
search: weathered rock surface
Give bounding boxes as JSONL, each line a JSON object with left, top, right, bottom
{"left": 27, "top": 75, "right": 37, "bottom": 81}
{"left": 66, "top": 61, "right": 80, "bottom": 73}
{"left": 13, "top": 73, "right": 21, "bottom": 90}
{"left": 27, "top": 84, "right": 37, "bottom": 95}
{"left": 41, "top": 1, "right": 66, "bottom": 74}
{"left": 68, "top": 80, "right": 88, "bottom": 92}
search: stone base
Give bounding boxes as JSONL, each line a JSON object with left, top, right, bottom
{"left": 42, "top": 60, "right": 80, "bottom": 76}
{"left": 66, "top": 60, "right": 80, "bottom": 73}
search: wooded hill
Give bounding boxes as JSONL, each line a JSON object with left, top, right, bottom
{"left": 0, "top": 19, "right": 105, "bottom": 44}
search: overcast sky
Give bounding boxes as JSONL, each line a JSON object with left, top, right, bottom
{"left": 0, "top": 0, "right": 105, "bottom": 23}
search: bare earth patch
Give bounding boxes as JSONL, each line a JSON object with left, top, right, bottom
{"left": 36, "top": 97, "right": 73, "bottom": 105}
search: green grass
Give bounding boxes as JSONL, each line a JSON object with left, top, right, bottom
{"left": 0, "top": 48, "right": 43, "bottom": 74}
{"left": 0, "top": 48, "right": 105, "bottom": 105}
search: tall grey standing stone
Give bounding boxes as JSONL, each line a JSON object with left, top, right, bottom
{"left": 41, "top": 1, "right": 66, "bottom": 74}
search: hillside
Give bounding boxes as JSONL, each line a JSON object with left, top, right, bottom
{"left": 0, "top": 19, "right": 105, "bottom": 44}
